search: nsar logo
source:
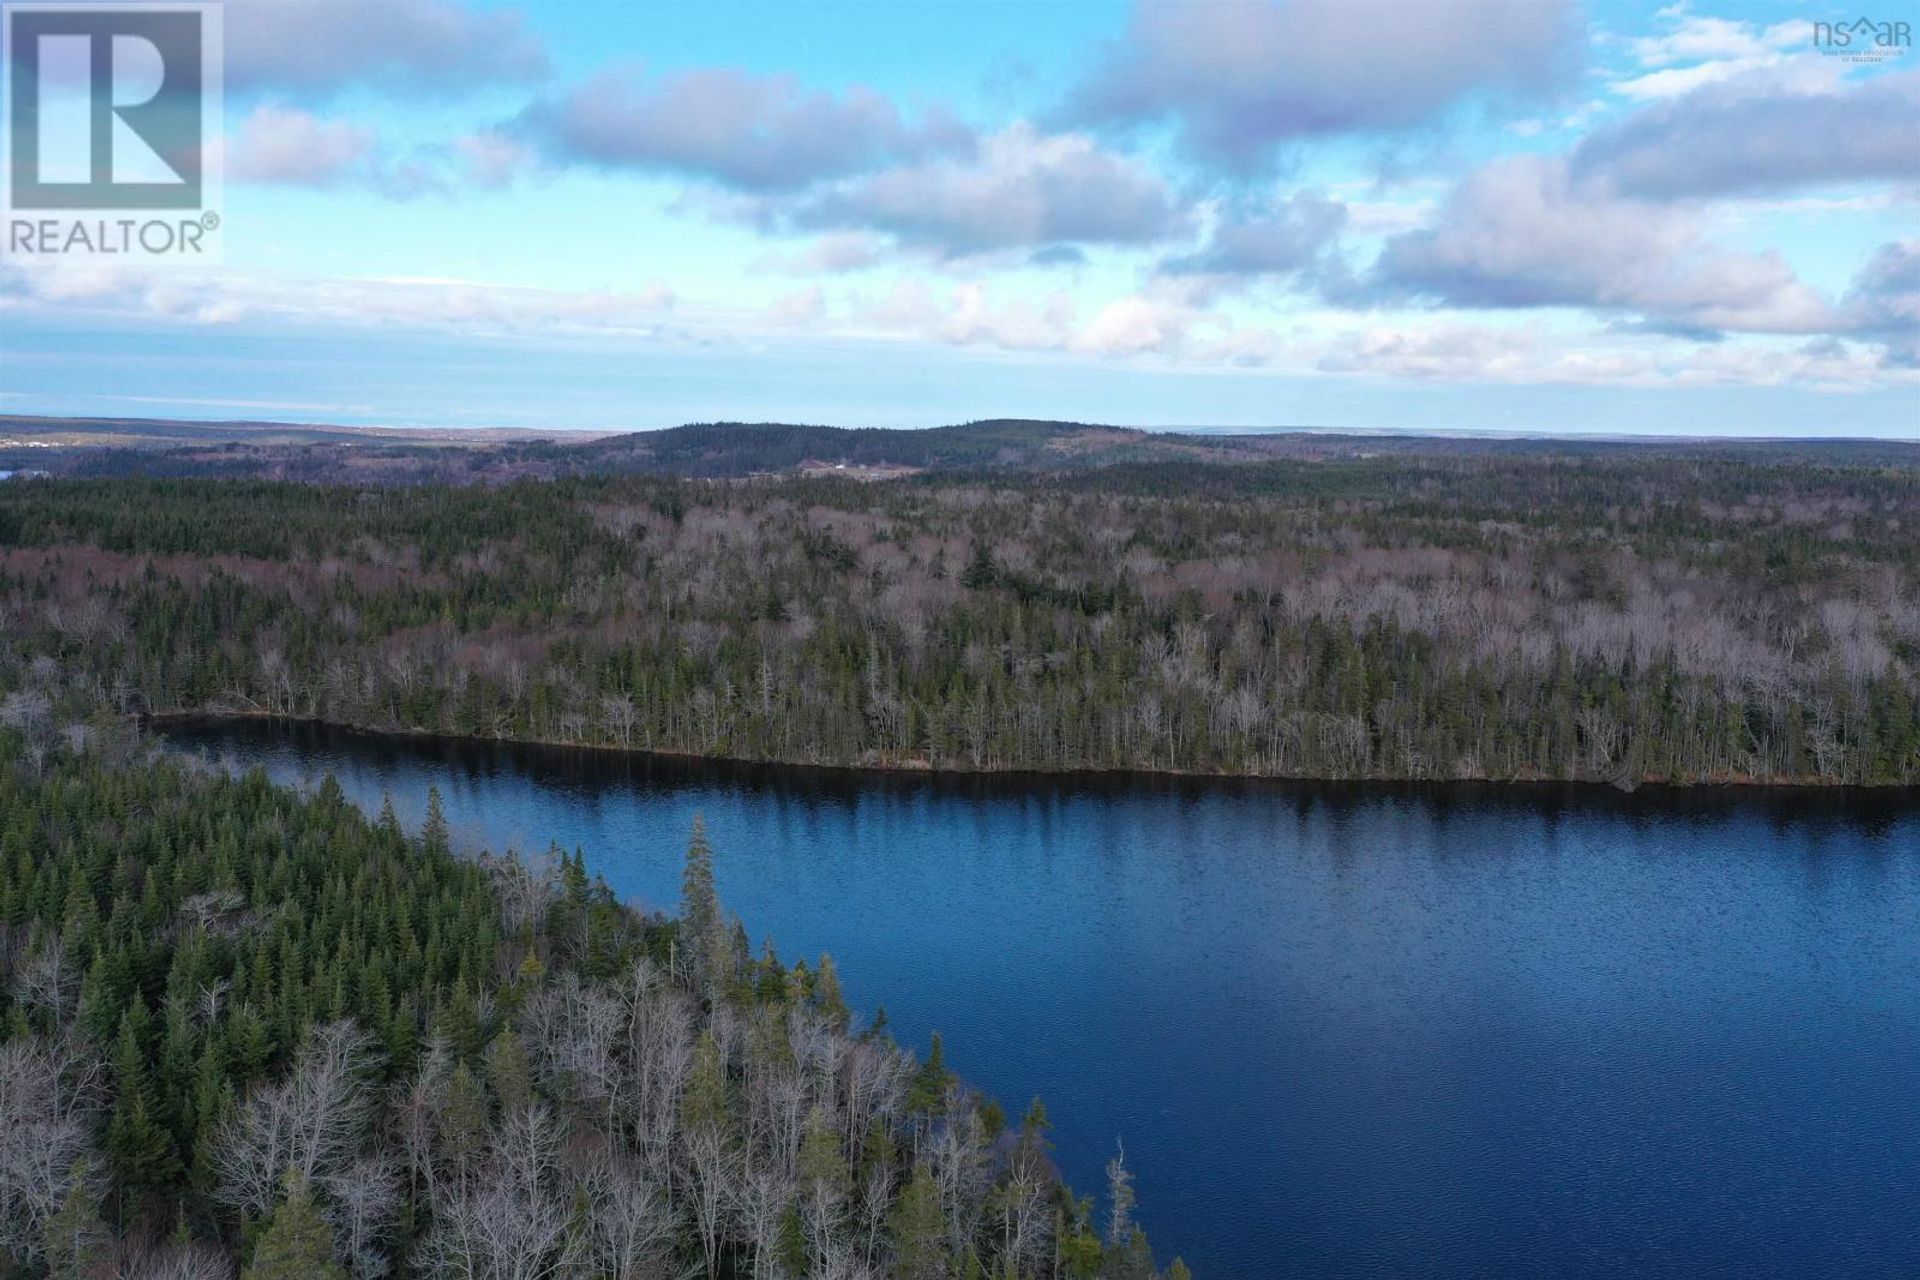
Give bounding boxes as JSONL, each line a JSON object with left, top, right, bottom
{"left": 1811, "top": 15, "right": 1912, "bottom": 61}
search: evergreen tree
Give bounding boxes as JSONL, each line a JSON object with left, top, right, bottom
{"left": 106, "top": 1012, "right": 177, "bottom": 1197}
{"left": 776, "top": 1206, "right": 808, "bottom": 1277}
{"left": 438, "top": 1063, "right": 489, "bottom": 1169}
{"left": 681, "top": 1030, "right": 728, "bottom": 1136}
{"left": 679, "top": 817, "right": 730, "bottom": 998}
{"left": 483, "top": 1028, "right": 533, "bottom": 1115}
{"left": 909, "top": 1031, "right": 954, "bottom": 1114}
{"left": 813, "top": 952, "right": 850, "bottom": 1031}
{"left": 375, "top": 795, "right": 402, "bottom": 842}
{"left": 888, "top": 1165, "right": 947, "bottom": 1280}
{"left": 681, "top": 816, "right": 718, "bottom": 947}
{"left": 979, "top": 1097, "right": 1007, "bottom": 1140}
{"left": 242, "top": 1175, "right": 345, "bottom": 1280}
{"left": 1105, "top": 1227, "right": 1158, "bottom": 1280}
{"left": 41, "top": 1161, "right": 111, "bottom": 1280}
{"left": 797, "top": 1105, "right": 850, "bottom": 1203}
{"left": 421, "top": 786, "right": 450, "bottom": 857}
{"left": 962, "top": 542, "right": 997, "bottom": 589}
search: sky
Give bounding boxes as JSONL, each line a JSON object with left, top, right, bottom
{"left": 2, "top": 0, "right": 1917, "bottom": 436}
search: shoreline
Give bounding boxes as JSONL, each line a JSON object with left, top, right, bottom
{"left": 140, "top": 708, "right": 1920, "bottom": 801}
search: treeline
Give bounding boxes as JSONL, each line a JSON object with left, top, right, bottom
{"left": 0, "top": 451, "right": 1916, "bottom": 785}
{"left": 0, "top": 717, "right": 1184, "bottom": 1278}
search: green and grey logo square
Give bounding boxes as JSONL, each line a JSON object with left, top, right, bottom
{"left": 3, "top": 2, "right": 222, "bottom": 258}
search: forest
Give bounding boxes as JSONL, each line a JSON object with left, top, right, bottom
{"left": 0, "top": 715, "right": 1183, "bottom": 1279}
{"left": 0, "top": 427, "right": 1914, "bottom": 1278}
{"left": 1, "top": 443, "right": 1916, "bottom": 785}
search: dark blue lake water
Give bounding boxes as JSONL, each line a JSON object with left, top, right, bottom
{"left": 163, "top": 720, "right": 1920, "bottom": 1279}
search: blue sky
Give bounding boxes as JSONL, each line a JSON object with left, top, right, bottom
{"left": 2, "top": 0, "right": 1917, "bottom": 435}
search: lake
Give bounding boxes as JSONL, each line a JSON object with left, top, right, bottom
{"left": 162, "top": 719, "right": 1920, "bottom": 1279}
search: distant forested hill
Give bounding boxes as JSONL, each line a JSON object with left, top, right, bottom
{"left": 8, "top": 414, "right": 1913, "bottom": 487}
{"left": 538, "top": 419, "right": 1211, "bottom": 475}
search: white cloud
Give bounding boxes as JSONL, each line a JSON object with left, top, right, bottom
{"left": 1628, "top": 13, "right": 1801, "bottom": 65}
{"left": 1377, "top": 153, "right": 1837, "bottom": 335}
{"left": 1293, "top": 317, "right": 1909, "bottom": 390}
{"left": 225, "top": 106, "right": 463, "bottom": 199}
{"left": 842, "top": 277, "right": 1200, "bottom": 357}
{"left": 784, "top": 123, "right": 1188, "bottom": 256}
{"left": 1574, "top": 69, "right": 1920, "bottom": 199}
{"left": 1343, "top": 198, "right": 1439, "bottom": 237}
{"left": 751, "top": 234, "right": 888, "bottom": 276}
{"left": 1076, "top": 295, "right": 1190, "bottom": 355}
{"left": 1614, "top": 12, "right": 1810, "bottom": 100}
{"left": 228, "top": 105, "right": 375, "bottom": 187}
{"left": 225, "top": 0, "right": 548, "bottom": 97}
{"left": 1063, "top": 0, "right": 1582, "bottom": 173}
{"left": 766, "top": 286, "right": 827, "bottom": 326}
{"left": 0, "top": 263, "right": 681, "bottom": 336}
{"left": 455, "top": 131, "right": 532, "bottom": 189}
{"left": 521, "top": 66, "right": 971, "bottom": 192}
{"left": 1315, "top": 321, "right": 1538, "bottom": 380}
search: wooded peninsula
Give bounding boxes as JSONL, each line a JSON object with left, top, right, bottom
{"left": 0, "top": 719, "right": 1178, "bottom": 1279}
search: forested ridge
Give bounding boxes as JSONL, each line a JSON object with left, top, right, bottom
{"left": 0, "top": 718, "right": 1182, "bottom": 1278}
{"left": 1, "top": 447, "right": 1916, "bottom": 784}
{"left": 8, "top": 417, "right": 1915, "bottom": 488}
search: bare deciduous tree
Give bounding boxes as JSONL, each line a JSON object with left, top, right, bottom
{"left": 210, "top": 1021, "right": 379, "bottom": 1217}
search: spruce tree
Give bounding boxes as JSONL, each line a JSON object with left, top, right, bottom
{"left": 776, "top": 1206, "right": 808, "bottom": 1277}
{"left": 813, "top": 952, "right": 850, "bottom": 1031}
{"left": 888, "top": 1165, "right": 947, "bottom": 1280}
{"left": 681, "top": 816, "right": 717, "bottom": 940}
{"left": 41, "top": 1161, "right": 111, "bottom": 1280}
{"left": 421, "top": 786, "right": 450, "bottom": 856}
{"left": 679, "top": 817, "right": 730, "bottom": 998}
{"left": 484, "top": 1028, "right": 533, "bottom": 1115}
{"left": 242, "top": 1175, "right": 345, "bottom": 1280}
{"left": 375, "top": 794, "right": 401, "bottom": 842}
{"left": 681, "top": 1030, "right": 728, "bottom": 1136}
{"left": 106, "top": 1012, "right": 177, "bottom": 1196}
{"left": 797, "top": 1105, "right": 850, "bottom": 1203}
{"left": 962, "top": 542, "right": 997, "bottom": 589}
{"left": 909, "top": 1031, "right": 954, "bottom": 1114}
{"left": 438, "top": 1062, "right": 489, "bottom": 1170}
